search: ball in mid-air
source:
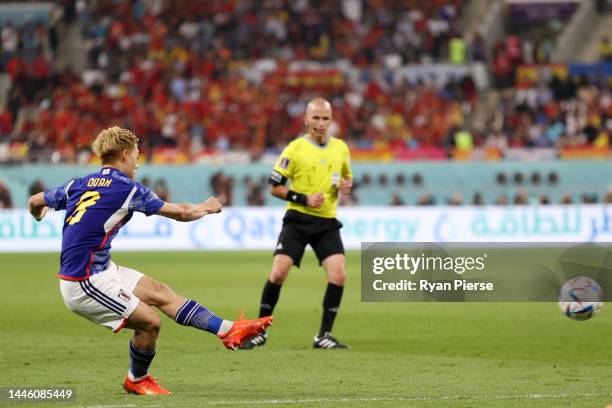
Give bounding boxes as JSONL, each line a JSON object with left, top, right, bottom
{"left": 558, "top": 276, "right": 603, "bottom": 321}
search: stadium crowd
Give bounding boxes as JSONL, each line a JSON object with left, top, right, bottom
{"left": 488, "top": 76, "right": 612, "bottom": 150}
{"left": 0, "top": 0, "right": 483, "bottom": 163}
{"left": 491, "top": 35, "right": 554, "bottom": 88}
{"left": 79, "top": 0, "right": 467, "bottom": 68}
{"left": 0, "top": 0, "right": 609, "bottom": 166}
{"left": 1, "top": 14, "right": 60, "bottom": 71}
{"left": 2, "top": 171, "right": 609, "bottom": 208}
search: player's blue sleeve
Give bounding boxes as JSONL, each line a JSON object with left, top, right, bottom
{"left": 128, "top": 182, "right": 164, "bottom": 216}
{"left": 43, "top": 180, "right": 75, "bottom": 210}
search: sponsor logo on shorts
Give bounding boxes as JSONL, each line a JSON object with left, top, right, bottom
{"left": 118, "top": 289, "right": 131, "bottom": 302}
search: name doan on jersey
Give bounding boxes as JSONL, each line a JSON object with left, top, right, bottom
{"left": 87, "top": 178, "right": 113, "bottom": 188}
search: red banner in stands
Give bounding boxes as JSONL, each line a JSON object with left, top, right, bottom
{"left": 395, "top": 147, "right": 448, "bottom": 161}
{"left": 560, "top": 147, "right": 612, "bottom": 160}
{"left": 266, "top": 70, "right": 344, "bottom": 90}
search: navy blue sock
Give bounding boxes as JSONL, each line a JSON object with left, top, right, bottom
{"left": 129, "top": 340, "right": 155, "bottom": 379}
{"left": 174, "top": 299, "right": 224, "bottom": 334}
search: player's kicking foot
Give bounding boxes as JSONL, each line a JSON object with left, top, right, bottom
{"left": 220, "top": 313, "right": 273, "bottom": 350}
{"left": 123, "top": 375, "right": 172, "bottom": 395}
{"left": 313, "top": 332, "right": 350, "bottom": 349}
{"left": 237, "top": 332, "right": 268, "bottom": 350}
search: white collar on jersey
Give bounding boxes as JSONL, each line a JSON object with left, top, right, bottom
{"left": 304, "top": 134, "right": 329, "bottom": 148}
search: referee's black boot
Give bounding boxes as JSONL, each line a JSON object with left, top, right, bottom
{"left": 313, "top": 332, "right": 350, "bottom": 349}
{"left": 237, "top": 332, "right": 267, "bottom": 350}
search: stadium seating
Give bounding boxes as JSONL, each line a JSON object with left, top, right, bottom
{"left": 3, "top": 161, "right": 612, "bottom": 208}
{"left": 0, "top": 0, "right": 611, "bottom": 207}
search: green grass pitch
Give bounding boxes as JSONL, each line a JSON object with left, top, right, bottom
{"left": 1, "top": 250, "right": 612, "bottom": 407}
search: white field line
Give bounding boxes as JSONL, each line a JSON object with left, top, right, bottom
{"left": 79, "top": 392, "right": 612, "bottom": 408}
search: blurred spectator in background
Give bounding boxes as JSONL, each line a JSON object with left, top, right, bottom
{"left": 395, "top": 173, "right": 406, "bottom": 187}
{"left": 598, "top": 37, "right": 612, "bottom": 62}
{"left": 247, "top": 184, "right": 265, "bottom": 206}
{"left": 469, "top": 33, "right": 486, "bottom": 62}
{"left": 28, "top": 179, "right": 45, "bottom": 196}
{"left": 244, "top": 175, "right": 265, "bottom": 206}
{"left": 472, "top": 192, "right": 483, "bottom": 206}
{"left": 561, "top": 193, "right": 573, "bottom": 204}
{"left": 492, "top": 41, "right": 514, "bottom": 88}
{"left": 581, "top": 193, "right": 598, "bottom": 204}
{"left": 447, "top": 191, "right": 463, "bottom": 205}
{"left": 452, "top": 128, "right": 473, "bottom": 150}
{"left": 513, "top": 190, "right": 529, "bottom": 205}
{"left": 378, "top": 174, "right": 389, "bottom": 187}
{"left": 496, "top": 194, "right": 508, "bottom": 205}
{"left": 140, "top": 176, "right": 151, "bottom": 188}
{"left": 417, "top": 193, "right": 434, "bottom": 206}
{"left": 361, "top": 174, "right": 372, "bottom": 187}
{"left": 449, "top": 34, "right": 467, "bottom": 64}
{"left": 390, "top": 193, "right": 404, "bottom": 206}
{"left": 210, "top": 172, "right": 233, "bottom": 206}
{"left": 153, "top": 178, "right": 170, "bottom": 202}
{"left": 0, "top": 180, "right": 13, "bottom": 208}
{"left": 1, "top": 22, "right": 19, "bottom": 68}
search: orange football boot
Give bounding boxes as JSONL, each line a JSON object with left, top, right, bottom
{"left": 123, "top": 375, "right": 172, "bottom": 395}
{"left": 219, "top": 311, "right": 273, "bottom": 350}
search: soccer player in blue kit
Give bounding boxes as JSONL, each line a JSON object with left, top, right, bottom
{"left": 28, "top": 126, "right": 272, "bottom": 395}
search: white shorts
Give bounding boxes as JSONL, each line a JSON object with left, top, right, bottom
{"left": 59, "top": 262, "right": 143, "bottom": 333}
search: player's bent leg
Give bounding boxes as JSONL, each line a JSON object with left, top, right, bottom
{"left": 133, "top": 276, "right": 186, "bottom": 318}
{"left": 124, "top": 301, "right": 161, "bottom": 346}
{"left": 313, "top": 254, "right": 349, "bottom": 349}
{"left": 134, "top": 276, "right": 272, "bottom": 350}
{"left": 122, "top": 302, "right": 171, "bottom": 395}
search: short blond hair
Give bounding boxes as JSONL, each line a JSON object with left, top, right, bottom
{"left": 92, "top": 126, "right": 139, "bottom": 163}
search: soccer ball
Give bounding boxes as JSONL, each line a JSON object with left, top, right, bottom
{"left": 558, "top": 276, "right": 603, "bottom": 321}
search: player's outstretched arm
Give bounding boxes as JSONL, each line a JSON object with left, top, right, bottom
{"left": 28, "top": 192, "right": 48, "bottom": 221}
{"left": 157, "top": 196, "right": 222, "bottom": 222}
{"left": 269, "top": 185, "right": 324, "bottom": 208}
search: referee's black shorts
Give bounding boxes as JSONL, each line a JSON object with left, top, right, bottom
{"left": 273, "top": 209, "right": 344, "bottom": 268}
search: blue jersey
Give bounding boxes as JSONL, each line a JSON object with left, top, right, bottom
{"left": 44, "top": 167, "right": 164, "bottom": 280}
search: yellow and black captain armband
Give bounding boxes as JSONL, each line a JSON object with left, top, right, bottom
{"left": 269, "top": 170, "right": 288, "bottom": 186}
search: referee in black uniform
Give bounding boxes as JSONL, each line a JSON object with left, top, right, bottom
{"left": 240, "top": 98, "right": 353, "bottom": 349}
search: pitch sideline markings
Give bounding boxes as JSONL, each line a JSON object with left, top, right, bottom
{"left": 79, "top": 393, "right": 612, "bottom": 408}
{"left": 206, "top": 393, "right": 612, "bottom": 406}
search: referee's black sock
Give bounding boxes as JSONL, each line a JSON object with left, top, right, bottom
{"left": 319, "top": 282, "right": 344, "bottom": 336}
{"left": 259, "top": 280, "right": 282, "bottom": 318}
